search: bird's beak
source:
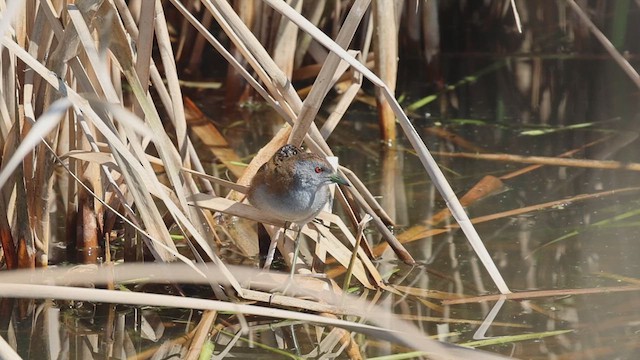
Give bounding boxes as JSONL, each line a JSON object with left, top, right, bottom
{"left": 330, "top": 173, "right": 350, "bottom": 186}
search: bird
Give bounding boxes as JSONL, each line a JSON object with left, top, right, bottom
{"left": 247, "top": 144, "right": 349, "bottom": 284}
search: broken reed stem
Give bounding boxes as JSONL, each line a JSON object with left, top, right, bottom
{"left": 433, "top": 151, "right": 640, "bottom": 172}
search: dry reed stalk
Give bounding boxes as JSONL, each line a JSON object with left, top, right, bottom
{"left": 433, "top": 151, "right": 640, "bottom": 172}
{"left": 318, "top": 313, "right": 364, "bottom": 359}
{"left": 168, "top": 0, "right": 290, "bottom": 124}
{"left": 174, "top": 0, "right": 197, "bottom": 64}
{"left": 372, "top": 0, "right": 397, "bottom": 142}
{"left": 223, "top": 0, "right": 256, "bottom": 104}
{"left": 113, "top": 0, "right": 214, "bottom": 196}
{"left": 25, "top": 1, "right": 58, "bottom": 268}
{"left": 132, "top": 0, "right": 155, "bottom": 119}
{"left": 0, "top": 1, "right": 245, "bottom": 295}
{"left": 319, "top": 71, "right": 362, "bottom": 138}
{"left": 154, "top": 0, "right": 190, "bottom": 164}
{"left": 112, "top": 4, "right": 227, "bottom": 285}
{"left": 77, "top": 181, "right": 100, "bottom": 263}
{"left": 63, "top": 3, "right": 179, "bottom": 262}
{"left": 62, "top": 150, "right": 248, "bottom": 194}
{"left": 153, "top": 1, "right": 222, "bottom": 251}
{"left": 204, "top": 0, "right": 339, "bottom": 160}
{"left": 294, "top": 0, "right": 326, "bottom": 68}
{"left": 184, "top": 310, "right": 217, "bottom": 360}
{"left": 0, "top": 335, "right": 19, "bottom": 360}
{"left": 271, "top": 0, "right": 301, "bottom": 77}
{"left": 0, "top": 192, "right": 15, "bottom": 269}
{"left": 187, "top": 10, "right": 212, "bottom": 74}
{"left": 204, "top": 0, "right": 302, "bottom": 119}
{"left": 288, "top": 0, "right": 370, "bottom": 147}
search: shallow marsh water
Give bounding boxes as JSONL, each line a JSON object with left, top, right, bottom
{"left": 4, "top": 53, "right": 640, "bottom": 359}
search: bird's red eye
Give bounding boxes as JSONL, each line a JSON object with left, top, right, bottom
{"left": 315, "top": 166, "right": 323, "bottom": 173}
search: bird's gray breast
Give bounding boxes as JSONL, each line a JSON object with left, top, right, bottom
{"left": 250, "top": 183, "right": 329, "bottom": 224}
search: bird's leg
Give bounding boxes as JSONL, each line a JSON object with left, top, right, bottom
{"left": 281, "top": 223, "right": 303, "bottom": 295}
{"left": 263, "top": 223, "right": 288, "bottom": 270}
{"left": 288, "top": 224, "right": 303, "bottom": 281}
